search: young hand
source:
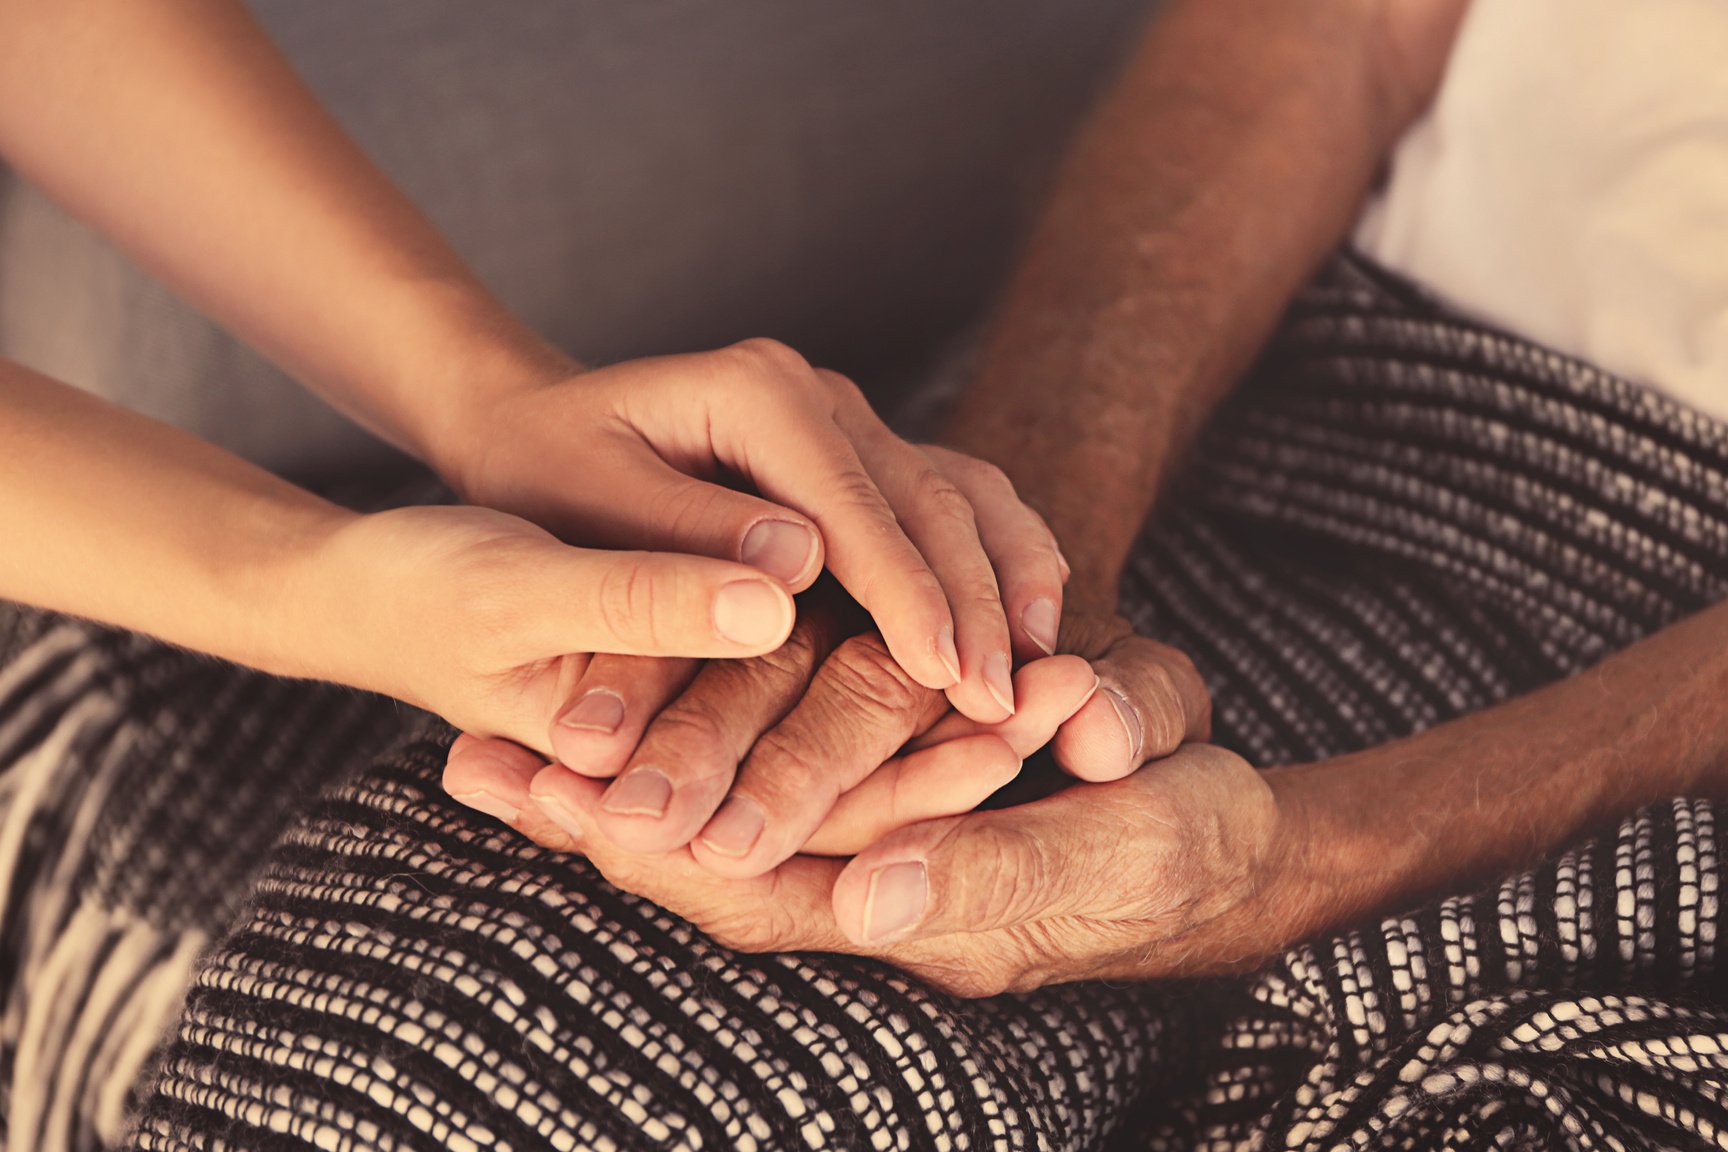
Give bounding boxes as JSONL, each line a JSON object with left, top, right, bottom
{"left": 300, "top": 503, "right": 800, "bottom": 755}
{"left": 434, "top": 343, "right": 1065, "bottom": 723}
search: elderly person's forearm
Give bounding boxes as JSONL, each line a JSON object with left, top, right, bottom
{"left": 1267, "top": 597, "right": 1728, "bottom": 944}
{"left": 946, "top": 0, "right": 1469, "bottom": 603}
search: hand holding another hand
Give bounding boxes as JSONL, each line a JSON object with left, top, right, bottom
{"left": 444, "top": 635, "right": 1276, "bottom": 997}
{"left": 445, "top": 582, "right": 1105, "bottom": 865}
{"left": 435, "top": 340, "right": 1067, "bottom": 723}
{"left": 437, "top": 551, "right": 1232, "bottom": 999}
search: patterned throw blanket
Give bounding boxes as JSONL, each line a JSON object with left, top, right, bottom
{"left": 2, "top": 255, "right": 1726, "bottom": 1151}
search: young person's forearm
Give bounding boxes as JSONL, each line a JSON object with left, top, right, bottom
{"left": 0, "top": 359, "right": 353, "bottom": 678}
{"left": 947, "top": 0, "right": 1467, "bottom": 602}
{"left": 0, "top": 0, "right": 572, "bottom": 472}
{"left": 1269, "top": 601, "right": 1728, "bottom": 940}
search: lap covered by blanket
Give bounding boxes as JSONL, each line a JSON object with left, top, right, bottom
{"left": 2, "top": 255, "right": 1725, "bottom": 1151}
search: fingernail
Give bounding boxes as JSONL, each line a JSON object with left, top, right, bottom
{"left": 558, "top": 689, "right": 625, "bottom": 734}
{"left": 451, "top": 790, "right": 519, "bottom": 826}
{"left": 741, "top": 519, "right": 818, "bottom": 586}
{"left": 698, "top": 796, "right": 765, "bottom": 858}
{"left": 1054, "top": 541, "right": 1071, "bottom": 582}
{"left": 714, "top": 581, "right": 793, "bottom": 647}
{"left": 984, "top": 651, "right": 1016, "bottom": 716}
{"left": 934, "top": 627, "right": 962, "bottom": 687}
{"left": 1022, "top": 598, "right": 1059, "bottom": 655}
{"left": 863, "top": 861, "right": 928, "bottom": 943}
{"left": 1103, "top": 687, "right": 1143, "bottom": 761}
{"left": 602, "top": 767, "right": 672, "bottom": 818}
{"left": 535, "top": 795, "right": 585, "bottom": 844}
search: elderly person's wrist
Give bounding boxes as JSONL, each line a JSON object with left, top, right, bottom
{"left": 1255, "top": 761, "right": 1411, "bottom": 951}
{"left": 1253, "top": 691, "right": 1720, "bottom": 955}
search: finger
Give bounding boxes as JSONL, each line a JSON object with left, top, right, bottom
{"left": 830, "top": 785, "right": 1124, "bottom": 947}
{"left": 850, "top": 428, "right": 1014, "bottom": 724}
{"left": 525, "top": 763, "right": 856, "bottom": 955}
{"left": 549, "top": 655, "right": 699, "bottom": 779}
{"left": 591, "top": 612, "right": 841, "bottom": 855}
{"left": 822, "top": 801, "right": 1078, "bottom": 946}
{"left": 802, "top": 734, "right": 1021, "bottom": 856}
{"left": 924, "top": 445, "right": 1065, "bottom": 663}
{"left": 1053, "top": 637, "right": 1212, "bottom": 782}
{"left": 700, "top": 343, "right": 961, "bottom": 694}
{"left": 577, "top": 446, "right": 825, "bottom": 590}
{"left": 443, "top": 732, "right": 547, "bottom": 829}
{"left": 504, "top": 545, "right": 796, "bottom": 659}
{"left": 909, "top": 655, "right": 1098, "bottom": 759}
{"left": 688, "top": 633, "right": 950, "bottom": 879}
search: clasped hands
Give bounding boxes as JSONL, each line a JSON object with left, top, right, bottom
{"left": 366, "top": 338, "right": 1294, "bottom": 995}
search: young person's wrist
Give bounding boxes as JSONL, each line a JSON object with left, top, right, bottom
{"left": 221, "top": 491, "right": 366, "bottom": 687}
{"left": 397, "top": 289, "right": 583, "bottom": 494}
{"left": 311, "top": 275, "right": 582, "bottom": 489}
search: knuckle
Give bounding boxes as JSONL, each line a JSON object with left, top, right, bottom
{"left": 742, "top": 728, "right": 832, "bottom": 807}
{"left": 829, "top": 466, "right": 896, "bottom": 528}
{"left": 582, "top": 849, "right": 654, "bottom": 899}
{"left": 596, "top": 558, "right": 666, "bottom": 651}
{"left": 1131, "top": 643, "right": 1208, "bottom": 752}
{"left": 1139, "top": 664, "right": 1185, "bottom": 755}
{"left": 955, "top": 455, "right": 1017, "bottom": 500}
{"left": 747, "top": 622, "right": 823, "bottom": 689}
{"left": 1157, "top": 642, "right": 1204, "bottom": 693}
{"left": 918, "top": 476, "right": 978, "bottom": 533}
{"left": 816, "top": 368, "right": 867, "bottom": 407}
{"left": 646, "top": 699, "right": 731, "bottom": 755}
{"left": 1164, "top": 646, "right": 1213, "bottom": 740}
{"left": 954, "top": 577, "right": 1006, "bottom": 619}
{"left": 650, "top": 479, "right": 732, "bottom": 541}
{"left": 826, "top": 634, "right": 924, "bottom": 718}
{"left": 948, "top": 829, "right": 1046, "bottom": 929}
{"left": 729, "top": 337, "right": 811, "bottom": 383}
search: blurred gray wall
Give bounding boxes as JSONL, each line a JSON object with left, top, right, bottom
{"left": 0, "top": 2, "right": 1150, "bottom": 478}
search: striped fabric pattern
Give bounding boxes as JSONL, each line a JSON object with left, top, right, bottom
{"left": 0, "top": 609, "right": 405, "bottom": 1151}
{"left": 1, "top": 254, "right": 1725, "bottom": 1149}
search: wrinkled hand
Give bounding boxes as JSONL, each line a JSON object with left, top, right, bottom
{"left": 1034, "top": 606, "right": 1214, "bottom": 782}
{"left": 446, "top": 582, "right": 1103, "bottom": 863}
{"left": 452, "top": 737, "right": 1307, "bottom": 995}
{"left": 438, "top": 340, "right": 1066, "bottom": 722}
{"left": 531, "top": 439, "right": 1071, "bottom": 785}
{"left": 446, "top": 597, "right": 1212, "bottom": 881}
{"left": 442, "top": 599, "right": 1260, "bottom": 993}
{"left": 446, "top": 595, "right": 1211, "bottom": 875}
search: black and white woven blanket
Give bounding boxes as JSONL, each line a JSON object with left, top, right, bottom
{"left": 3, "top": 255, "right": 1726, "bottom": 1151}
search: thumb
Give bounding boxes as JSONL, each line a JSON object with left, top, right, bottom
{"left": 830, "top": 799, "right": 1095, "bottom": 947}
{"left": 584, "top": 460, "right": 826, "bottom": 591}
{"left": 502, "top": 544, "right": 797, "bottom": 659}
{"left": 1054, "top": 636, "right": 1211, "bottom": 782}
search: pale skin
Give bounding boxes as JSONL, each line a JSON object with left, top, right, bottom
{"left": 454, "top": 0, "right": 1728, "bottom": 995}
{"left": 0, "top": 0, "right": 1082, "bottom": 754}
